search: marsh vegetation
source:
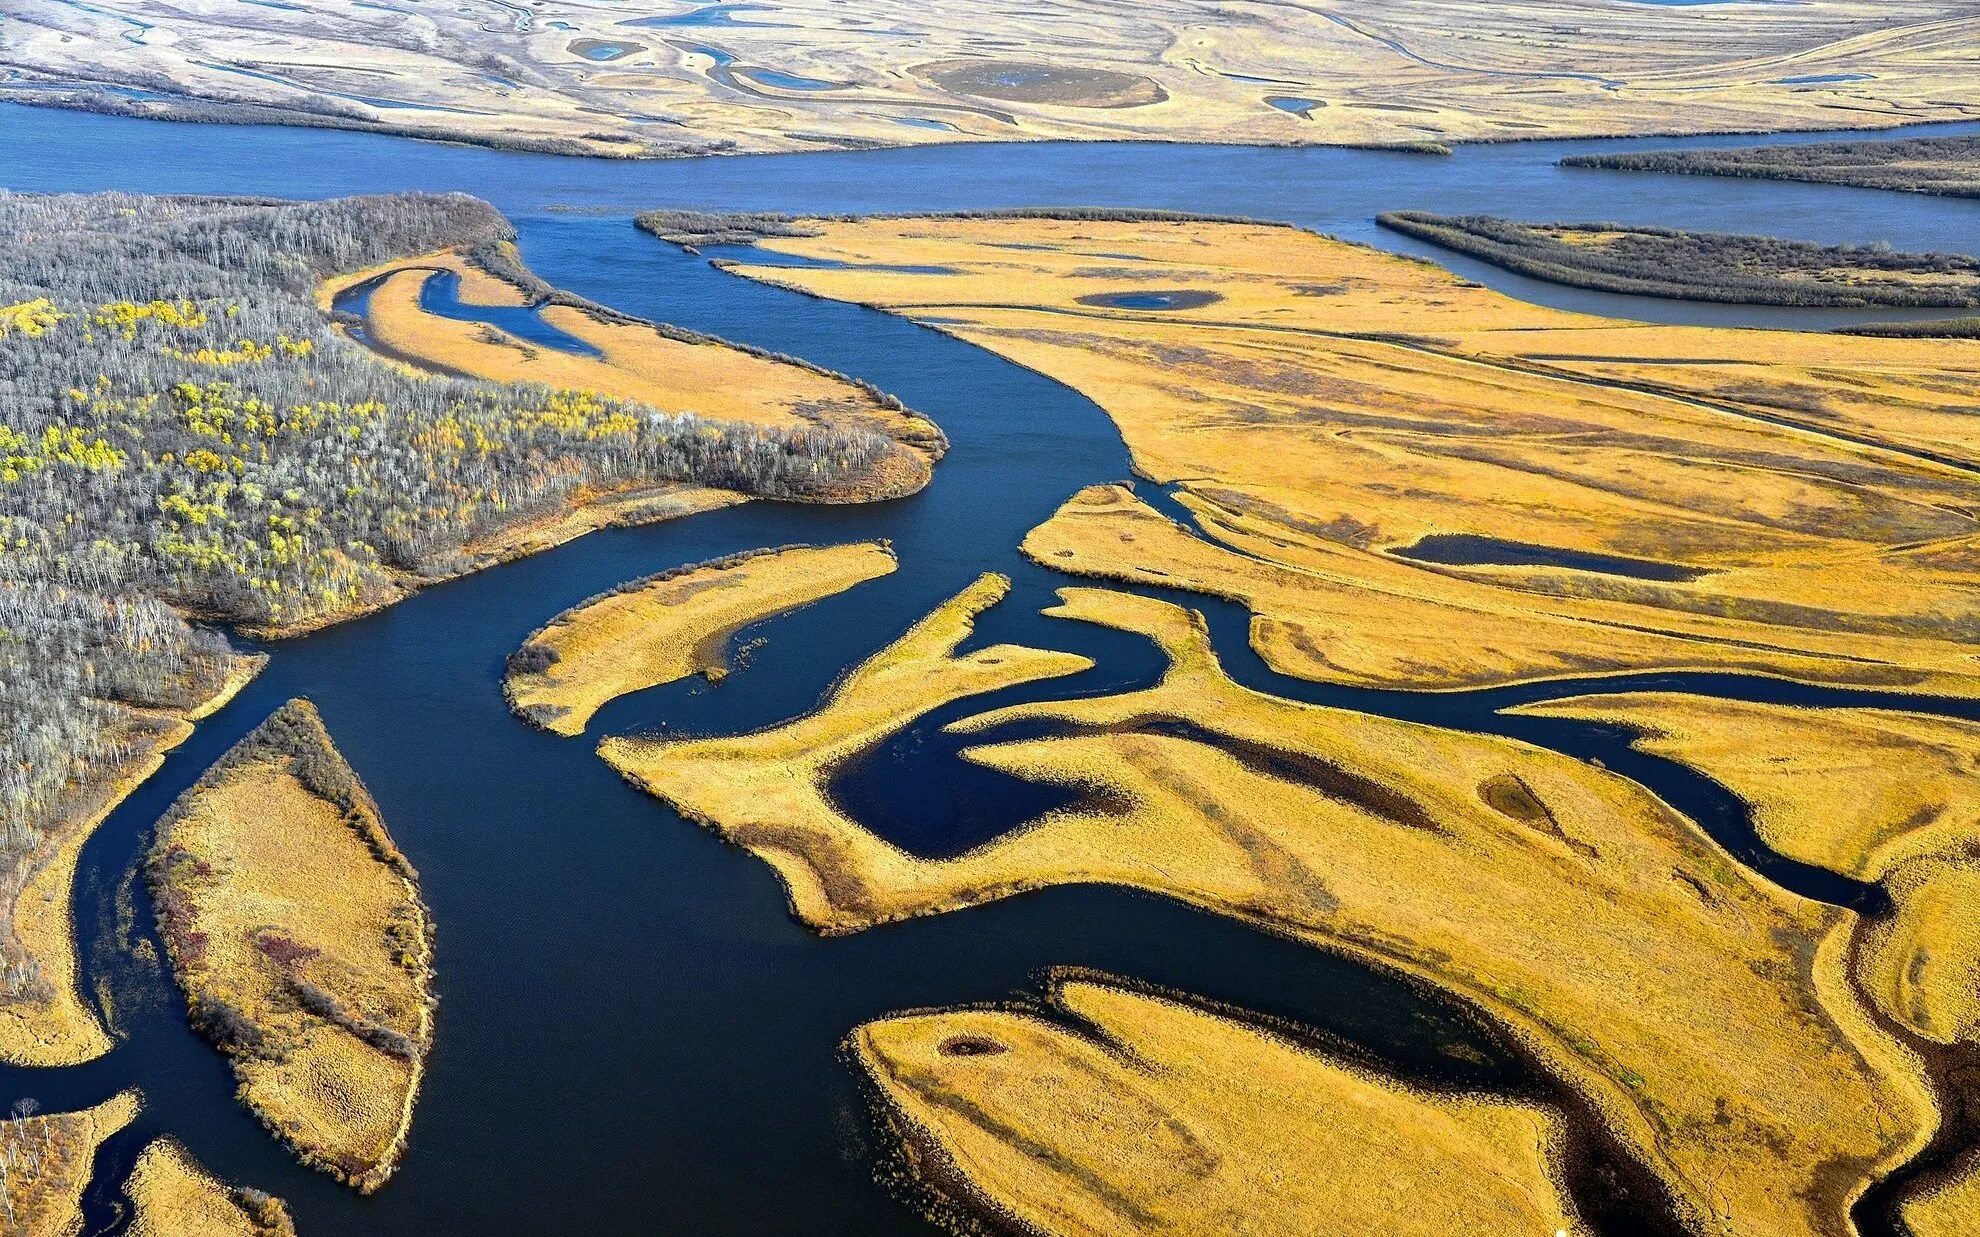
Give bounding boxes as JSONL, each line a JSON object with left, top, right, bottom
{"left": 1562, "top": 134, "right": 1980, "bottom": 198}
{"left": 149, "top": 699, "right": 434, "bottom": 1192}
{"left": 1378, "top": 211, "right": 1980, "bottom": 307}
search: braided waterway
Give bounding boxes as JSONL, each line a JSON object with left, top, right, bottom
{"left": 3, "top": 101, "right": 1978, "bottom": 1234}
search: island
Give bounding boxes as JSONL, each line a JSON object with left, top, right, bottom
{"left": 149, "top": 699, "right": 435, "bottom": 1192}
{"left": 604, "top": 581, "right": 1942, "bottom": 1237}
{"left": 507, "top": 541, "right": 898, "bottom": 735}
{"left": 1562, "top": 133, "right": 1980, "bottom": 199}
{"left": 1377, "top": 211, "right": 1980, "bottom": 307}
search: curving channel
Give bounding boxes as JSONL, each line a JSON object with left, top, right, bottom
{"left": 0, "top": 101, "right": 1976, "bottom": 1235}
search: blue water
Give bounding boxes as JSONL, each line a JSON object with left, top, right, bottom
{"left": 1, "top": 100, "right": 1978, "bottom": 1237}
{"left": 741, "top": 67, "right": 842, "bottom": 91}
{"left": 890, "top": 116, "right": 959, "bottom": 132}
{"left": 678, "top": 41, "right": 737, "bottom": 67}
{"left": 623, "top": 3, "right": 784, "bottom": 28}
{"left": 1777, "top": 73, "right": 1873, "bottom": 84}
{"left": 1267, "top": 95, "right": 1322, "bottom": 115}
{"left": 572, "top": 42, "right": 640, "bottom": 62}
{"left": 1074, "top": 289, "right": 1224, "bottom": 310}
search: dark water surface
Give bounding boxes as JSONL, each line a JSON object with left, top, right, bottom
{"left": 3, "top": 103, "right": 1978, "bottom": 1235}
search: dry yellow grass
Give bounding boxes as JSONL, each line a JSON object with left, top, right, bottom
{"left": 720, "top": 215, "right": 1980, "bottom": 695}
{"left": 1902, "top": 1151, "right": 1980, "bottom": 1237}
{"left": 126, "top": 1137, "right": 295, "bottom": 1237}
{"left": 0, "top": 1090, "right": 139, "bottom": 1237}
{"left": 1513, "top": 692, "right": 1980, "bottom": 1051}
{"left": 1027, "top": 483, "right": 1980, "bottom": 696}
{"left": 0, "top": 655, "right": 261, "bottom": 1067}
{"left": 10, "top": 0, "right": 1980, "bottom": 156}
{"left": 509, "top": 541, "right": 897, "bottom": 735}
{"left": 608, "top": 583, "right": 1942, "bottom": 1237}
{"left": 351, "top": 256, "right": 939, "bottom": 460}
{"left": 150, "top": 700, "right": 434, "bottom": 1193}
{"left": 855, "top": 973, "right": 1588, "bottom": 1237}
{"left": 316, "top": 246, "right": 528, "bottom": 313}
{"left": 598, "top": 573, "right": 1092, "bottom": 930}
{"left": 1509, "top": 693, "right": 1980, "bottom": 880}
{"left": 1510, "top": 689, "right": 1980, "bottom": 1229}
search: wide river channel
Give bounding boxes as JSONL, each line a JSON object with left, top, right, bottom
{"left": 3, "top": 102, "right": 1979, "bottom": 1235}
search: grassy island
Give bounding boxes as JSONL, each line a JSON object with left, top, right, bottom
{"left": 1562, "top": 134, "right": 1980, "bottom": 199}
{"left": 126, "top": 1138, "right": 295, "bottom": 1237}
{"left": 0, "top": 1091, "right": 140, "bottom": 1237}
{"left": 855, "top": 973, "right": 1587, "bottom": 1237}
{"left": 149, "top": 700, "right": 434, "bottom": 1192}
{"left": 7, "top": 0, "right": 1980, "bottom": 155}
{"left": 701, "top": 212, "right": 1980, "bottom": 698}
{"left": 508, "top": 542, "right": 898, "bottom": 735}
{"left": 1378, "top": 211, "right": 1980, "bottom": 307}
{"left": 610, "top": 583, "right": 1946, "bottom": 1237}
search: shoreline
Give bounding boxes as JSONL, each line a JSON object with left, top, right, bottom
{"left": 0, "top": 659, "right": 263, "bottom": 1067}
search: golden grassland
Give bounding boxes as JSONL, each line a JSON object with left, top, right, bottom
{"left": 1902, "top": 1152, "right": 1980, "bottom": 1237}
{"left": 854, "top": 973, "right": 1589, "bottom": 1237}
{"left": 8, "top": 0, "right": 1980, "bottom": 156}
{"left": 598, "top": 573, "right": 1093, "bottom": 931}
{"left": 1513, "top": 692, "right": 1980, "bottom": 1043}
{"left": 0, "top": 1090, "right": 139, "bottom": 1237}
{"left": 126, "top": 1137, "right": 295, "bottom": 1237}
{"left": 718, "top": 214, "right": 1980, "bottom": 696}
{"left": 0, "top": 654, "right": 262, "bottom": 1068}
{"left": 1511, "top": 690, "right": 1980, "bottom": 1225}
{"left": 1509, "top": 692, "right": 1980, "bottom": 881}
{"left": 508, "top": 541, "right": 897, "bottom": 735}
{"left": 149, "top": 700, "right": 435, "bottom": 1193}
{"left": 605, "top": 583, "right": 1941, "bottom": 1237}
{"left": 347, "top": 255, "right": 940, "bottom": 465}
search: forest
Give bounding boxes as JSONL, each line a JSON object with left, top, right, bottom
{"left": 1377, "top": 210, "right": 1980, "bottom": 307}
{"left": 1559, "top": 135, "right": 1980, "bottom": 198}
{"left": 0, "top": 190, "right": 896, "bottom": 1012}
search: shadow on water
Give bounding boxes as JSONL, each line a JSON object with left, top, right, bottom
{"left": 0, "top": 103, "right": 1973, "bottom": 1234}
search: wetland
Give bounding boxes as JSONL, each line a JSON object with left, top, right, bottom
{"left": 3, "top": 102, "right": 1980, "bottom": 1236}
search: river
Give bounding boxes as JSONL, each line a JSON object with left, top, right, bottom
{"left": 1, "top": 101, "right": 1976, "bottom": 1235}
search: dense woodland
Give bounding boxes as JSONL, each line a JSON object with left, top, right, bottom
{"left": 1377, "top": 211, "right": 1980, "bottom": 307}
{"left": 0, "top": 191, "right": 896, "bottom": 1007}
{"left": 1559, "top": 135, "right": 1980, "bottom": 198}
